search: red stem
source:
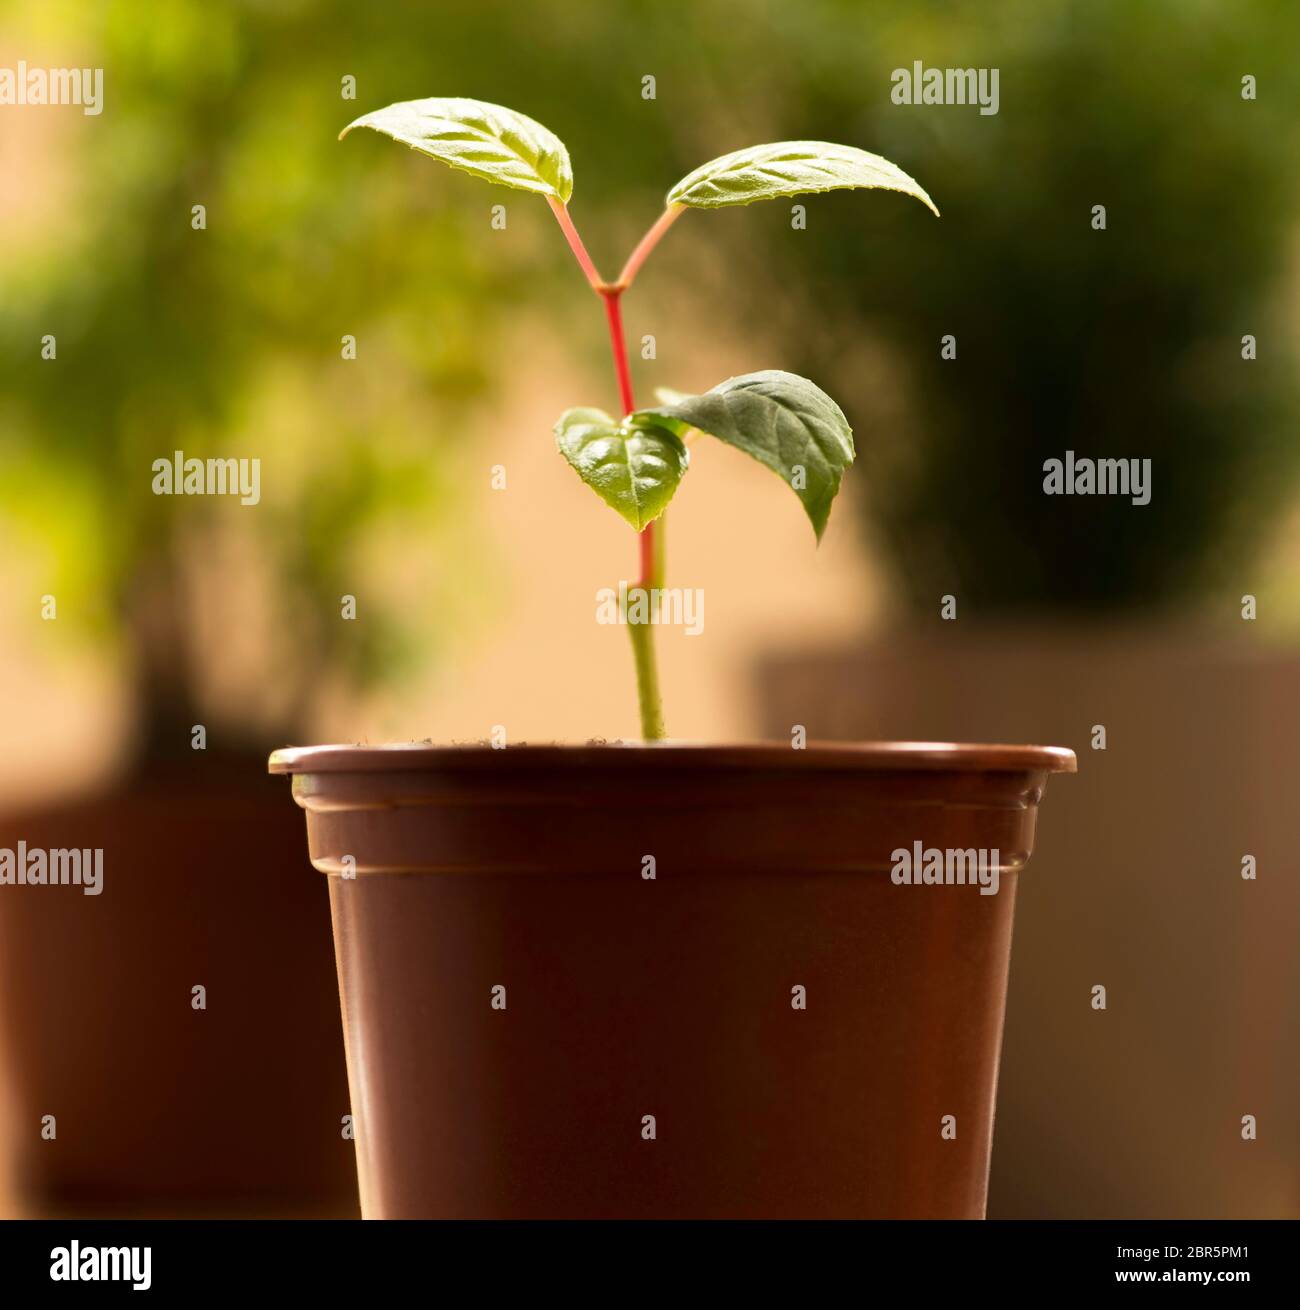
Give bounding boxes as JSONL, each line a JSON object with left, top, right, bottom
{"left": 547, "top": 199, "right": 657, "bottom": 588}
{"left": 601, "top": 290, "right": 636, "bottom": 414}
{"left": 546, "top": 195, "right": 605, "bottom": 289}
{"left": 600, "top": 290, "right": 655, "bottom": 585}
{"left": 638, "top": 519, "right": 656, "bottom": 586}
{"left": 616, "top": 203, "right": 685, "bottom": 290}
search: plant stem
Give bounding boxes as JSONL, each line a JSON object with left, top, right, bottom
{"left": 627, "top": 520, "right": 665, "bottom": 739}
{"left": 600, "top": 289, "right": 637, "bottom": 413}
{"left": 546, "top": 195, "right": 605, "bottom": 290}
{"left": 601, "top": 287, "right": 666, "bottom": 740}
{"left": 548, "top": 198, "right": 667, "bottom": 740}
{"left": 616, "top": 203, "right": 686, "bottom": 290}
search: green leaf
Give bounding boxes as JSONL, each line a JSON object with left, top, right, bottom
{"left": 666, "top": 140, "right": 937, "bottom": 215}
{"left": 554, "top": 408, "right": 689, "bottom": 530}
{"left": 340, "top": 97, "right": 573, "bottom": 202}
{"left": 640, "top": 371, "right": 854, "bottom": 540}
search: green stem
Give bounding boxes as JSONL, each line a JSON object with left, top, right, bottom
{"left": 627, "top": 514, "right": 666, "bottom": 739}
{"left": 628, "top": 614, "right": 664, "bottom": 740}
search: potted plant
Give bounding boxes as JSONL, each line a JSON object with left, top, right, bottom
{"left": 270, "top": 97, "right": 1075, "bottom": 1219}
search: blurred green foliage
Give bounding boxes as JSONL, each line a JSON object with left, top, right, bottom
{"left": 715, "top": 0, "right": 1300, "bottom": 613}
{"left": 1, "top": 0, "right": 1296, "bottom": 755}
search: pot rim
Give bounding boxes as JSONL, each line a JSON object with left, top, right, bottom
{"left": 268, "top": 741, "right": 1077, "bottom": 776}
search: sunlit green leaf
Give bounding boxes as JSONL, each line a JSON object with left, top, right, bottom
{"left": 667, "top": 140, "right": 937, "bottom": 215}
{"left": 341, "top": 97, "right": 573, "bottom": 201}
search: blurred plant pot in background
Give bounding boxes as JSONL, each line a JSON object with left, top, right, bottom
{"left": 0, "top": 754, "right": 356, "bottom": 1216}
{"left": 272, "top": 743, "right": 1072, "bottom": 1219}
{"left": 756, "top": 626, "right": 1300, "bottom": 1219}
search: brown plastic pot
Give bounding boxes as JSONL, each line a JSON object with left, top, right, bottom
{"left": 0, "top": 755, "right": 357, "bottom": 1216}
{"left": 270, "top": 742, "right": 1074, "bottom": 1219}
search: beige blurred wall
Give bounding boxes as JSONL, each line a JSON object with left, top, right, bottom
{"left": 0, "top": 321, "right": 880, "bottom": 794}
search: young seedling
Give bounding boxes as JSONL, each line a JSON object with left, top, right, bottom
{"left": 341, "top": 98, "right": 937, "bottom": 740}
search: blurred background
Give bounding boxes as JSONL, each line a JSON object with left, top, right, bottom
{"left": 0, "top": 0, "right": 1296, "bottom": 1217}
